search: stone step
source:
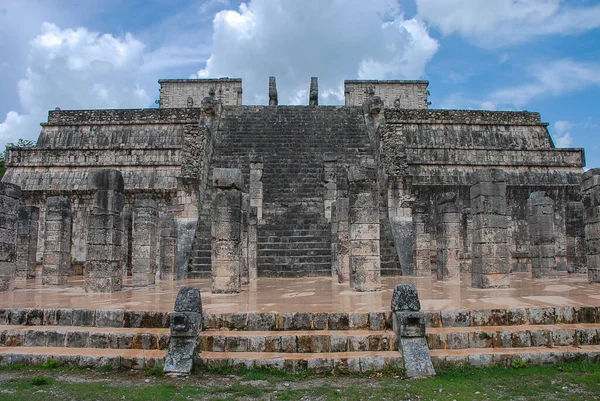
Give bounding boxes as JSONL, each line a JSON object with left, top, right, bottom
{"left": 429, "top": 345, "right": 600, "bottom": 368}
{"left": 198, "top": 350, "right": 402, "bottom": 373}
{"left": 257, "top": 268, "right": 333, "bottom": 278}
{"left": 0, "top": 346, "right": 165, "bottom": 370}
{"left": 426, "top": 323, "right": 600, "bottom": 350}
{"left": 0, "top": 325, "right": 169, "bottom": 350}
{"left": 257, "top": 249, "right": 331, "bottom": 257}
{"left": 256, "top": 256, "right": 332, "bottom": 265}
{"left": 200, "top": 329, "right": 395, "bottom": 353}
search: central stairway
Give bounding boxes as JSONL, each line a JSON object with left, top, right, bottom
{"left": 189, "top": 106, "right": 374, "bottom": 277}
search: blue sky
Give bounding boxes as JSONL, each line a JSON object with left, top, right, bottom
{"left": 0, "top": 0, "right": 599, "bottom": 166}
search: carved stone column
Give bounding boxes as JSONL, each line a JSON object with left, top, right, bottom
{"left": 132, "top": 194, "right": 158, "bottom": 286}
{"left": 0, "top": 183, "right": 21, "bottom": 290}
{"left": 527, "top": 191, "right": 557, "bottom": 278}
{"left": 348, "top": 166, "right": 380, "bottom": 291}
{"left": 159, "top": 213, "right": 178, "bottom": 281}
{"left": 435, "top": 192, "right": 460, "bottom": 281}
{"left": 581, "top": 168, "right": 600, "bottom": 282}
{"left": 470, "top": 168, "right": 510, "bottom": 288}
{"left": 42, "top": 196, "right": 72, "bottom": 286}
{"left": 412, "top": 201, "right": 431, "bottom": 277}
{"left": 211, "top": 168, "right": 243, "bottom": 293}
{"left": 16, "top": 205, "right": 39, "bottom": 279}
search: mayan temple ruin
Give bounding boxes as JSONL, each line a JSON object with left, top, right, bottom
{"left": 0, "top": 76, "right": 598, "bottom": 374}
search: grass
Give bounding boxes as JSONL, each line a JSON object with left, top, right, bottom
{"left": 0, "top": 361, "right": 598, "bottom": 400}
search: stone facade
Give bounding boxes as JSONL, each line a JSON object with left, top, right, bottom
{"left": 581, "top": 169, "right": 600, "bottom": 283}
{"left": 42, "top": 197, "right": 72, "bottom": 286}
{"left": 1, "top": 77, "right": 588, "bottom": 283}
{"left": 158, "top": 78, "right": 242, "bottom": 108}
{"left": 16, "top": 205, "right": 39, "bottom": 279}
{"left": 0, "top": 183, "right": 21, "bottom": 290}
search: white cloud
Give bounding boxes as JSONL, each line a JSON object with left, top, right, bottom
{"left": 0, "top": 22, "right": 152, "bottom": 148}
{"left": 553, "top": 120, "right": 574, "bottom": 148}
{"left": 489, "top": 59, "right": 600, "bottom": 108}
{"left": 417, "top": 0, "right": 600, "bottom": 47}
{"left": 194, "top": 0, "right": 439, "bottom": 105}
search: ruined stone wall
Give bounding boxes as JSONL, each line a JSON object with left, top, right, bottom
{"left": 345, "top": 80, "right": 429, "bottom": 109}
{"left": 159, "top": 78, "right": 242, "bottom": 108}
{"left": 381, "top": 109, "right": 585, "bottom": 275}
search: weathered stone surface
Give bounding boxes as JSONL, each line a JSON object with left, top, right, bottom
{"left": 164, "top": 286, "right": 202, "bottom": 375}
{"left": 159, "top": 213, "right": 178, "bottom": 280}
{"left": 0, "top": 183, "right": 21, "bottom": 290}
{"left": 391, "top": 284, "right": 420, "bottom": 311}
{"left": 132, "top": 194, "right": 158, "bottom": 286}
{"left": 581, "top": 169, "right": 600, "bottom": 282}
{"left": 527, "top": 192, "right": 557, "bottom": 278}
{"left": 435, "top": 192, "right": 460, "bottom": 281}
{"left": 309, "top": 77, "right": 318, "bottom": 106}
{"left": 16, "top": 205, "right": 38, "bottom": 279}
{"left": 42, "top": 196, "right": 71, "bottom": 286}
{"left": 268, "top": 76, "right": 278, "bottom": 106}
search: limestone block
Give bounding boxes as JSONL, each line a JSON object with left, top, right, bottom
{"left": 16, "top": 205, "right": 39, "bottom": 279}
{"left": 131, "top": 195, "right": 158, "bottom": 287}
{"left": 42, "top": 196, "right": 71, "bottom": 287}
{"left": 159, "top": 213, "right": 178, "bottom": 281}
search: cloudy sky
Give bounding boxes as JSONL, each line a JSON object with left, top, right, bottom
{"left": 1, "top": 0, "right": 599, "bottom": 166}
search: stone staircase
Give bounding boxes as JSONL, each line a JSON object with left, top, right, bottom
{"left": 1, "top": 306, "right": 598, "bottom": 371}
{"left": 188, "top": 106, "right": 375, "bottom": 277}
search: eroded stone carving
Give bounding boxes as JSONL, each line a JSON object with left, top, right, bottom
{"left": 581, "top": 168, "right": 600, "bottom": 282}
{"left": 132, "top": 194, "right": 158, "bottom": 286}
{"left": 159, "top": 213, "right": 178, "bottom": 281}
{"left": 527, "top": 191, "right": 556, "bottom": 278}
{"left": 42, "top": 196, "right": 72, "bottom": 286}
{"left": 268, "top": 76, "right": 278, "bottom": 106}
{"left": 16, "top": 205, "right": 39, "bottom": 279}
{"left": 164, "top": 286, "right": 202, "bottom": 375}
{"left": 435, "top": 192, "right": 460, "bottom": 281}
{"left": 0, "top": 183, "right": 21, "bottom": 290}
{"left": 309, "top": 77, "right": 318, "bottom": 106}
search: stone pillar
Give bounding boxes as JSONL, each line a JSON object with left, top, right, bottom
{"left": 331, "top": 201, "right": 339, "bottom": 279}
{"left": 348, "top": 166, "right": 381, "bottom": 291}
{"left": 132, "top": 194, "right": 158, "bottom": 286}
{"left": 0, "top": 183, "right": 21, "bottom": 290}
{"left": 42, "top": 196, "right": 72, "bottom": 286}
{"left": 435, "top": 193, "right": 461, "bottom": 281}
{"left": 462, "top": 208, "right": 473, "bottom": 272}
{"left": 164, "top": 286, "right": 202, "bottom": 375}
{"left": 268, "top": 76, "right": 278, "bottom": 106}
{"left": 391, "top": 284, "right": 435, "bottom": 378}
{"left": 249, "top": 157, "right": 263, "bottom": 223}
{"left": 412, "top": 201, "right": 431, "bottom": 277}
{"left": 470, "top": 169, "right": 510, "bottom": 288}
{"left": 85, "top": 169, "right": 125, "bottom": 292}
{"left": 16, "top": 205, "right": 39, "bottom": 279}
{"left": 248, "top": 206, "right": 258, "bottom": 281}
{"left": 211, "top": 168, "right": 243, "bottom": 293}
{"left": 566, "top": 201, "right": 586, "bottom": 274}
{"left": 309, "top": 77, "right": 318, "bottom": 106}
{"left": 581, "top": 168, "right": 600, "bottom": 282}
{"left": 335, "top": 197, "right": 350, "bottom": 283}
{"left": 240, "top": 193, "right": 250, "bottom": 285}
{"left": 527, "top": 192, "right": 557, "bottom": 278}
{"left": 159, "top": 213, "right": 178, "bottom": 281}
{"left": 121, "top": 209, "right": 132, "bottom": 278}
{"left": 324, "top": 158, "right": 337, "bottom": 221}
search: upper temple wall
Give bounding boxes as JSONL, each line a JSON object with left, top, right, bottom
{"left": 158, "top": 78, "right": 242, "bottom": 108}
{"left": 344, "top": 80, "right": 429, "bottom": 109}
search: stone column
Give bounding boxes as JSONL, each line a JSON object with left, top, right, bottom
{"left": 16, "top": 205, "right": 39, "bottom": 279}
{"left": 435, "top": 193, "right": 461, "bottom": 281}
{"left": 566, "top": 201, "right": 586, "bottom": 274}
{"left": 412, "top": 201, "right": 431, "bottom": 277}
{"left": 581, "top": 168, "right": 600, "bottom": 282}
{"left": 335, "top": 197, "right": 350, "bottom": 283}
{"left": 268, "top": 76, "right": 278, "bottom": 106}
{"left": 0, "top": 183, "right": 21, "bottom": 290}
{"left": 249, "top": 158, "right": 263, "bottom": 223}
{"left": 309, "top": 77, "right": 318, "bottom": 106}
{"left": 211, "top": 168, "right": 243, "bottom": 293}
{"left": 527, "top": 192, "right": 557, "bottom": 278}
{"left": 470, "top": 169, "right": 510, "bottom": 288}
{"left": 462, "top": 208, "right": 473, "bottom": 273}
{"left": 331, "top": 201, "right": 339, "bottom": 279}
{"left": 42, "top": 196, "right": 72, "bottom": 286}
{"left": 324, "top": 158, "right": 337, "bottom": 221}
{"left": 132, "top": 194, "right": 158, "bottom": 286}
{"left": 85, "top": 169, "right": 125, "bottom": 292}
{"left": 240, "top": 193, "right": 250, "bottom": 285}
{"left": 121, "top": 209, "right": 133, "bottom": 278}
{"left": 159, "top": 213, "right": 178, "bottom": 281}
{"left": 348, "top": 166, "right": 381, "bottom": 291}
{"left": 248, "top": 206, "right": 258, "bottom": 281}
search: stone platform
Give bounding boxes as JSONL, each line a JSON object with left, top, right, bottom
{"left": 0, "top": 273, "right": 599, "bottom": 372}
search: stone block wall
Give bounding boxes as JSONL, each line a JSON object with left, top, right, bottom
{"left": 16, "top": 205, "right": 39, "bottom": 279}
{"left": 344, "top": 80, "right": 429, "bottom": 109}
{"left": 159, "top": 78, "right": 242, "bottom": 108}
{"left": 42, "top": 196, "right": 72, "bottom": 285}
{"left": 0, "top": 183, "right": 21, "bottom": 290}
